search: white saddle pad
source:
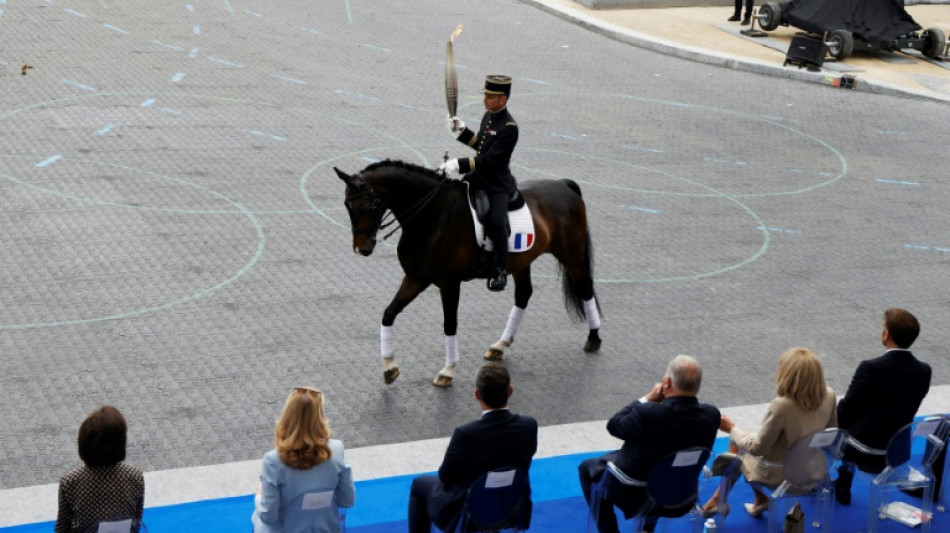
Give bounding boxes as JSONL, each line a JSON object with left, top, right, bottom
{"left": 466, "top": 187, "right": 535, "bottom": 253}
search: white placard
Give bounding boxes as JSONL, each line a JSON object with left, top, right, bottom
{"left": 485, "top": 470, "right": 516, "bottom": 488}
{"left": 672, "top": 450, "right": 703, "bottom": 467}
{"left": 913, "top": 419, "right": 941, "bottom": 437}
{"left": 98, "top": 519, "right": 132, "bottom": 533}
{"left": 809, "top": 431, "right": 837, "bottom": 448}
{"left": 301, "top": 490, "right": 334, "bottom": 510}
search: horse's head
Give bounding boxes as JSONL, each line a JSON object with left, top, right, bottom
{"left": 335, "top": 167, "right": 385, "bottom": 256}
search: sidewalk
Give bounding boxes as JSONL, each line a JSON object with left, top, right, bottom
{"left": 527, "top": 0, "right": 950, "bottom": 101}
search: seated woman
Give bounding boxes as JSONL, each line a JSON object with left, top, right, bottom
{"left": 55, "top": 405, "right": 144, "bottom": 533}
{"left": 252, "top": 387, "right": 355, "bottom": 533}
{"left": 702, "top": 347, "right": 837, "bottom": 518}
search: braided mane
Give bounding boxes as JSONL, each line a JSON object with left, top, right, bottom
{"left": 361, "top": 159, "right": 443, "bottom": 181}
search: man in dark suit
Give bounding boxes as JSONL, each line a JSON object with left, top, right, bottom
{"left": 408, "top": 364, "right": 538, "bottom": 532}
{"left": 578, "top": 355, "right": 721, "bottom": 533}
{"left": 834, "top": 307, "right": 932, "bottom": 504}
{"left": 439, "top": 75, "right": 518, "bottom": 292}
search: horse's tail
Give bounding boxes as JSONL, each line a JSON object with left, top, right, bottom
{"left": 558, "top": 179, "right": 601, "bottom": 322}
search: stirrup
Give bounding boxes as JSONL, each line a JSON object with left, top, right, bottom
{"left": 487, "top": 270, "right": 507, "bottom": 291}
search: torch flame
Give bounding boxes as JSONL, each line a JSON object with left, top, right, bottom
{"left": 449, "top": 24, "right": 463, "bottom": 44}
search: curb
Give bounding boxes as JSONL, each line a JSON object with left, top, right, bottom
{"left": 520, "top": 0, "right": 950, "bottom": 103}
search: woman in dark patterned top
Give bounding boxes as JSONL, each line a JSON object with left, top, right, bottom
{"left": 55, "top": 406, "right": 144, "bottom": 533}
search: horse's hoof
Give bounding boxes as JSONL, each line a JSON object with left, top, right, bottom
{"left": 584, "top": 338, "right": 602, "bottom": 353}
{"left": 383, "top": 365, "right": 400, "bottom": 385}
{"left": 484, "top": 348, "right": 504, "bottom": 361}
{"left": 432, "top": 373, "right": 454, "bottom": 387}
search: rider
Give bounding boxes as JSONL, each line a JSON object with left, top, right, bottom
{"left": 439, "top": 75, "right": 518, "bottom": 292}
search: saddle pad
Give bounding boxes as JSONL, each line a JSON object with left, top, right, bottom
{"left": 466, "top": 187, "right": 535, "bottom": 253}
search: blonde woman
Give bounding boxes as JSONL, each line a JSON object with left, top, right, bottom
{"left": 252, "top": 387, "right": 355, "bottom": 533}
{"left": 702, "top": 347, "right": 837, "bottom": 518}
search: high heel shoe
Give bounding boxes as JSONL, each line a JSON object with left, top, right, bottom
{"left": 744, "top": 501, "right": 769, "bottom": 518}
{"left": 702, "top": 502, "right": 730, "bottom": 519}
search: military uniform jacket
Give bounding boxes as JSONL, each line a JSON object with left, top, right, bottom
{"left": 455, "top": 107, "right": 518, "bottom": 195}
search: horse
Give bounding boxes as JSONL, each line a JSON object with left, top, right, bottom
{"left": 334, "top": 160, "right": 602, "bottom": 387}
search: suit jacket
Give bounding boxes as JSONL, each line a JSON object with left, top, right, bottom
{"left": 837, "top": 349, "right": 931, "bottom": 472}
{"left": 608, "top": 396, "right": 721, "bottom": 482}
{"left": 731, "top": 387, "right": 837, "bottom": 486}
{"left": 428, "top": 409, "right": 538, "bottom": 529}
{"left": 455, "top": 108, "right": 518, "bottom": 194}
{"left": 252, "top": 439, "right": 355, "bottom": 533}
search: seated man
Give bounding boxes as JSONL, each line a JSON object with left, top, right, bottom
{"left": 408, "top": 364, "right": 538, "bottom": 532}
{"left": 834, "top": 308, "right": 932, "bottom": 504}
{"left": 579, "top": 355, "right": 720, "bottom": 533}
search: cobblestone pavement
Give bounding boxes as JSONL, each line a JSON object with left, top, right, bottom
{"left": 0, "top": 0, "right": 948, "bottom": 489}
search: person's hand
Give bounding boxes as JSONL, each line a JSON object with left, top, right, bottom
{"left": 719, "top": 414, "right": 735, "bottom": 433}
{"left": 438, "top": 159, "right": 460, "bottom": 175}
{"left": 448, "top": 115, "right": 465, "bottom": 132}
{"left": 644, "top": 382, "right": 665, "bottom": 402}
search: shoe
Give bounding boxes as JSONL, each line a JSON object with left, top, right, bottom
{"left": 487, "top": 270, "right": 507, "bottom": 291}
{"left": 745, "top": 501, "right": 768, "bottom": 518}
{"left": 727, "top": 14, "right": 741, "bottom": 21}
{"left": 702, "top": 502, "right": 730, "bottom": 519}
{"left": 740, "top": 16, "right": 752, "bottom": 25}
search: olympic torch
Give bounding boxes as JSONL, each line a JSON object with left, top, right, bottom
{"left": 445, "top": 24, "right": 463, "bottom": 132}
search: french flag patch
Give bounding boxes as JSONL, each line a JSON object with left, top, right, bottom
{"left": 512, "top": 233, "right": 534, "bottom": 251}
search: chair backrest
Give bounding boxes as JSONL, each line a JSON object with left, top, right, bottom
{"left": 885, "top": 416, "right": 946, "bottom": 470}
{"left": 283, "top": 489, "right": 345, "bottom": 533}
{"left": 460, "top": 467, "right": 530, "bottom": 531}
{"left": 644, "top": 447, "right": 711, "bottom": 509}
{"left": 782, "top": 428, "right": 849, "bottom": 488}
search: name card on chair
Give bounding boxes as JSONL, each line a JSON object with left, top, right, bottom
{"left": 914, "top": 419, "right": 942, "bottom": 437}
{"left": 301, "top": 490, "right": 334, "bottom": 510}
{"left": 98, "top": 519, "right": 132, "bottom": 533}
{"left": 485, "top": 470, "right": 516, "bottom": 488}
{"left": 672, "top": 450, "right": 703, "bottom": 467}
{"left": 809, "top": 431, "right": 837, "bottom": 448}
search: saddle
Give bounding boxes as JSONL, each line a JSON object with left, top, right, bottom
{"left": 470, "top": 188, "right": 525, "bottom": 225}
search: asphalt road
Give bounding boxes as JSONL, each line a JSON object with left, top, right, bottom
{"left": 0, "top": 0, "right": 948, "bottom": 489}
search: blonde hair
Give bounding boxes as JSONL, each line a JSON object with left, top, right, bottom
{"left": 775, "top": 347, "right": 827, "bottom": 412}
{"left": 275, "top": 387, "right": 332, "bottom": 469}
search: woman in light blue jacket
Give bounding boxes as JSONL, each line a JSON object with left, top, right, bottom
{"left": 252, "top": 387, "right": 355, "bottom": 533}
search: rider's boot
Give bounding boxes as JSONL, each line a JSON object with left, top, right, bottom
{"left": 488, "top": 268, "right": 507, "bottom": 291}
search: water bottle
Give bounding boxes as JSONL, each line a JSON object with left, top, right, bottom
{"left": 703, "top": 517, "right": 717, "bottom": 533}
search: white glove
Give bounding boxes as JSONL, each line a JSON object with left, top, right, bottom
{"left": 447, "top": 115, "right": 465, "bottom": 132}
{"left": 438, "top": 159, "right": 461, "bottom": 175}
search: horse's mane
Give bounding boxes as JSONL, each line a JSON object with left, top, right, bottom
{"left": 361, "top": 159, "right": 444, "bottom": 182}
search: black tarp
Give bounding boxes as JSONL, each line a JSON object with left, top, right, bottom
{"left": 782, "top": 0, "right": 921, "bottom": 48}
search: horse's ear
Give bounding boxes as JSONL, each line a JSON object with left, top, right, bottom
{"left": 333, "top": 167, "right": 353, "bottom": 184}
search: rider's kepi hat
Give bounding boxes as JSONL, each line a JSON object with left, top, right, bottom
{"left": 482, "top": 75, "right": 512, "bottom": 97}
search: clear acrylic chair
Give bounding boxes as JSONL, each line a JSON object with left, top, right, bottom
{"left": 445, "top": 467, "right": 530, "bottom": 533}
{"left": 281, "top": 489, "right": 346, "bottom": 533}
{"left": 751, "top": 427, "right": 849, "bottom": 533}
{"left": 934, "top": 414, "right": 950, "bottom": 513}
{"left": 867, "top": 416, "right": 946, "bottom": 533}
{"left": 586, "top": 447, "right": 710, "bottom": 533}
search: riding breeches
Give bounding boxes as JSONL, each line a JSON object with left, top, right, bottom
{"left": 486, "top": 191, "right": 509, "bottom": 270}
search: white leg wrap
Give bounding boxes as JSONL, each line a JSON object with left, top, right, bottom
{"left": 381, "top": 325, "right": 394, "bottom": 359}
{"left": 445, "top": 335, "right": 459, "bottom": 366}
{"left": 500, "top": 306, "right": 525, "bottom": 344}
{"left": 583, "top": 298, "right": 601, "bottom": 330}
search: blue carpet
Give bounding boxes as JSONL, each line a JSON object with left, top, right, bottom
{"left": 5, "top": 440, "right": 946, "bottom": 532}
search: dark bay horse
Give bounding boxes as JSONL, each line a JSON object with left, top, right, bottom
{"left": 334, "top": 160, "right": 601, "bottom": 387}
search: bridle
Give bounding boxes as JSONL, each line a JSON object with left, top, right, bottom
{"left": 344, "top": 173, "right": 447, "bottom": 243}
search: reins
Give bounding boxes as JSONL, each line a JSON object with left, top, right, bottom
{"left": 348, "top": 172, "right": 448, "bottom": 242}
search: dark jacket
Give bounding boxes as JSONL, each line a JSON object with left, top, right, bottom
{"left": 837, "top": 349, "right": 931, "bottom": 472}
{"left": 428, "top": 409, "right": 538, "bottom": 528}
{"left": 608, "top": 396, "right": 721, "bottom": 481}
{"left": 455, "top": 107, "right": 518, "bottom": 195}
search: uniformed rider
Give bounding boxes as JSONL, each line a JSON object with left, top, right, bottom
{"left": 439, "top": 74, "right": 518, "bottom": 292}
